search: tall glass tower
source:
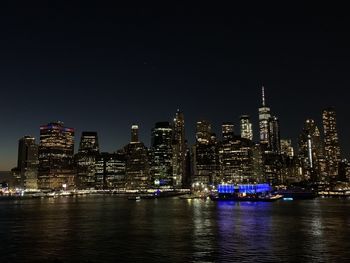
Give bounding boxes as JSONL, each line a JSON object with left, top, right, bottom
{"left": 259, "top": 86, "right": 271, "bottom": 146}
{"left": 172, "top": 109, "right": 186, "bottom": 187}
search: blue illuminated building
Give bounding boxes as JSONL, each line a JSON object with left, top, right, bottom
{"left": 218, "top": 184, "right": 272, "bottom": 194}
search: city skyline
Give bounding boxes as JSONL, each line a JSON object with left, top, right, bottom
{"left": 1, "top": 4, "right": 350, "bottom": 170}
{"left": 0, "top": 90, "right": 348, "bottom": 171}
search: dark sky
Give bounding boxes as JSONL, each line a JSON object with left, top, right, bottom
{"left": 0, "top": 2, "right": 349, "bottom": 170}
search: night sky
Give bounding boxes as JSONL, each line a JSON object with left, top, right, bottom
{"left": 0, "top": 3, "right": 349, "bottom": 170}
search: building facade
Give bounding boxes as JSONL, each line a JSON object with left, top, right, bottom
{"left": 322, "top": 108, "right": 341, "bottom": 180}
{"left": 38, "top": 122, "right": 75, "bottom": 190}
{"left": 17, "top": 136, "right": 39, "bottom": 189}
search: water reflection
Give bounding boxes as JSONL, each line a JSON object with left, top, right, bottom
{"left": 1, "top": 197, "right": 350, "bottom": 262}
{"left": 216, "top": 202, "right": 273, "bottom": 262}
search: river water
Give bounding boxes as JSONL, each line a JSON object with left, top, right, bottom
{"left": 0, "top": 196, "right": 349, "bottom": 262}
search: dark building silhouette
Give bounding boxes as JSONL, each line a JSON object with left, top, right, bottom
{"left": 268, "top": 116, "right": 281, "bottom": 153}
{"left": 17, "top": 136, "right": 38, "bottom": 189}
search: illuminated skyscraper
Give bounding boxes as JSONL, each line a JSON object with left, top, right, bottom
{"left": 322, "top": 108, "right": 341, "bottom": 179}
{"left": 218, "top": 136, "right": 254, "bottom": 184}
{"left": 150, "top": 122, "right": 173, "bottom": 186}
{"left": 38, "top": 121, "right": 75, "bottom": 190}
{"left": 79, "top": 132, "right": 99, "bottom": 154}
{"left": 298, "top": 119, "right": 328, "bottom": 182}
{"left": 222, "top": 122, "right": 234, "bottom": 142}
{"left": 193, "top": 120, "right": 219, "bottom": 185}
{"left": 259, "top": 86, "right": 271, "bottom": 146}
{"left": 17, "top": 136, "right": 38, "bottom": 189}
{"left": 240, "top": 115, "right": 253, "bottom": 141}
{"left": 95, "top": 152, "right": 126, "bottom": 189}
{"left": 196, "top": 120, "right": 211, "bottom": 145}
{"left": 125, "top": 124, "right": 150, "bottom": 189}
{"left": 75, "top": 132, "right": 100, "bottom": 189}
{"left": 172, "top": 110, "right": 186, "bottom": 187}
{"left": 281, "top": 139, "right": 294, "bottom": 158}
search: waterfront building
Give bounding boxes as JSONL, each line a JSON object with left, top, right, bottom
{"left": 322, "top": 108, "right": 341, "bottom": 180}
{"left": 172, "top": 110, "right": 187, "bottom": 187}
{"left": 38, "top": 122, "right": 75, "bottom": 190}
{"left": 16, "top": 136, "right": 39, "bottom": 189}
{"left": 150, "top": 122, "right": 173, "bottom": 187}
{"left": 338, "top": 159, "right": 350, "bottom": 182}
{"left": 124, "top": 124, "right": 150, "bottom": 189}
{"left": 75, "top": 132, "right": 100, "bottom": 189}
{"left": 218, "top": 135, "right": 255, "bottom": 184}
{"left": 192, "top": 120, "right": 219, "bottom": 185}
{"left": 95, "top": 152, "right": 126, "bottom": 189}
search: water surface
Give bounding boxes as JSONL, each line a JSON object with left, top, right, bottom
{"left": 0, "top": 196, "right": 349, "bottom": 262}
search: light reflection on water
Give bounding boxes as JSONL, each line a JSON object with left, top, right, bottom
{"left": 0, "top": 197, "right": 350, "bottom": 262}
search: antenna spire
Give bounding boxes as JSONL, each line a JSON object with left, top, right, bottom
{"left": 262, "top": 86, "right": 266, "bottom": 106}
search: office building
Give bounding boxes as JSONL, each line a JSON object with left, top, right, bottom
{"left": 240, "top": 115, "right": 253, "bottom": 141}
{"left": 38, "top": 121, "right": 75, "bottom": 190}
{"left": 17, "top": 136, "right": 38, "bottom": 189}
{"left": 322, "top": 108, "right": 341, "bottom": 179}
{"left": 150, "top": 122, "right": 173, "bottom": 186}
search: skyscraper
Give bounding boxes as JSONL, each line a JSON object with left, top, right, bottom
{"left": 17, "top": 136, "right": 38, "bottom": 189}
{"left": 38, "top": 121, "right": 75, "bottom": 190}
{"left": 75, "top": 132, "right": 100, "bottom": 189}
{"left": 150, "top": 122, "right": 173, "bottom": 186}
{"left": 222, "top": 122, "right": 234, "bottom": 142}
{"left": 322, "top": 108, "right": 341, "bottom": 179}
{"left": 131, "top": 124, "right": 139, "bottom": 143}
{"left": 240, "top": 115, "right": 253, "bottom": 141}
{"left": 193, "top": 120, "right": 219, "bottom": 185}
{"left": 124, "top": 124, "right": 150, "bottom": 189}
{"left": 281, "top": 139, "right": 294, "bottom": 158}
{"left": 196, "top": 120, "right": 211, "bottom": 145}
{"left": 79, "top": 132, "right": 99, "bottom": 154}
{"left": 218, "top": 135, "right": 254, "bottom": 184}
{"left": 172, "top": 110, "right": 186, "bottom": 187}
{"left": 95, "top": 152, "right": 126, "bottom": 189}
{"left": 268, "top": 116, "right": 281, "bottom": 153}
{"left": 259, "top": 86, "right": 271, "bottom": 146}
{"left": 298, "top": 119, "right": 325, "bottom": 181}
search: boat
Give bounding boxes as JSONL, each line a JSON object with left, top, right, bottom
{"left": 31, "top": 192, "right": 46, "bottom": 198}
{"left": 277, "top": 189, "right": 317, "bottom": 200}
{"left": 127, "top": 195, "right": 141, "bottom": 201}
{"left": 210, "top": 193, "right": 283, "bottom": 202}
{"left": 211, "top": 183, "right": 282, "bottom": 202}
